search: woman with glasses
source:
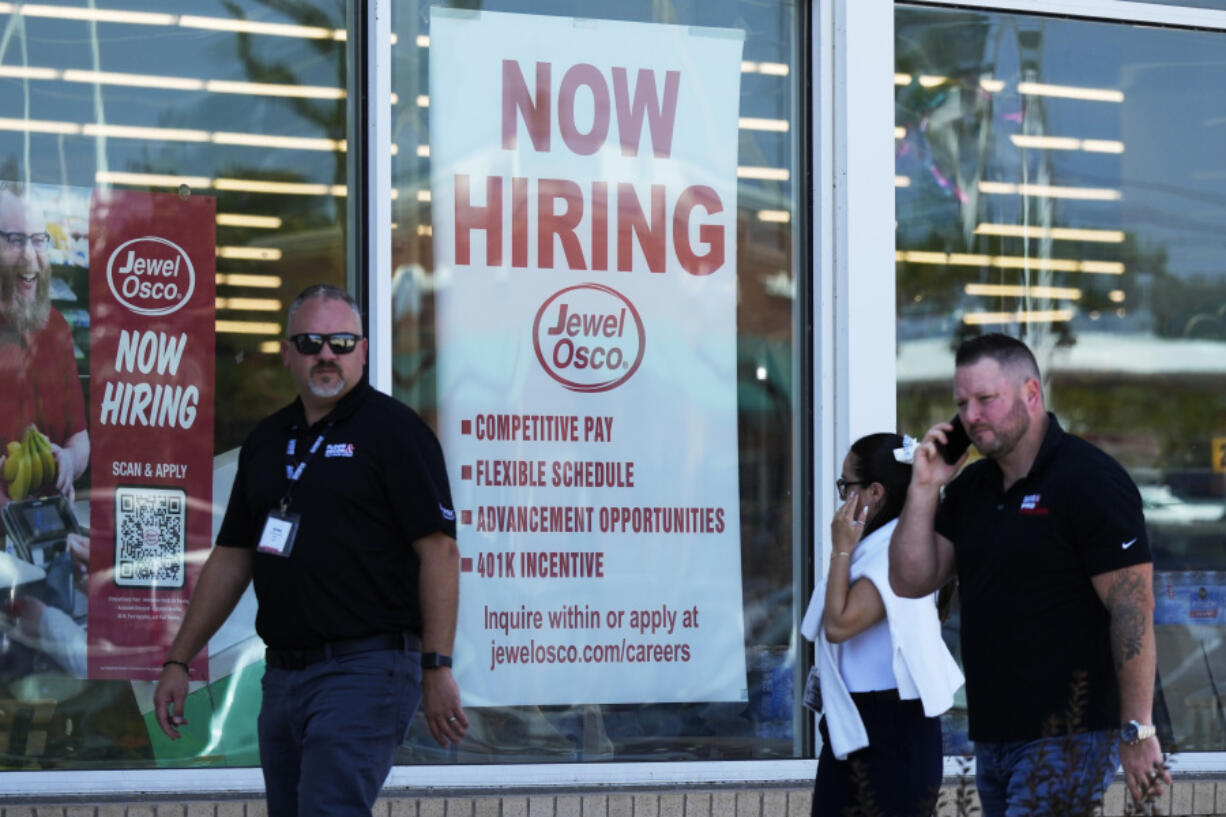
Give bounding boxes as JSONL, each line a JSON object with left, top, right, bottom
{"left": 801, "top": 433, "right": 963, "bottom": 817}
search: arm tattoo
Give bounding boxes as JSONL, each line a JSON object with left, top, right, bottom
{"left": 1105, "top": 571, "right": 1147, "bottom": 669}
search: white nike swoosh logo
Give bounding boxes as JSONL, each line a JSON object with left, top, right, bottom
{"left": 1121, "top": 538, "right": 1137, "bottom": 549}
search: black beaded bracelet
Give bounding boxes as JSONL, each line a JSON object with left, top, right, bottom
{"left": 162, "top": 659, "right": 191, "bottom": 674}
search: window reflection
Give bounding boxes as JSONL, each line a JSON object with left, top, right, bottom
{"left": 0, "top": 1, "right": 350, "bottom": 451}
{"left": 896, "top": 5, "right": 1226, "bottom": 753}
{"left": 0, "top": 0, "right": 349, "bottom": 770}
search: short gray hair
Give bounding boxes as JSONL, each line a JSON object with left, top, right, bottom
{"left": 286, "top": 284, "right": 363, "bottom": 332}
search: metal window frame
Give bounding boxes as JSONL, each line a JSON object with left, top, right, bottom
{"left": 908, "top": 0, "right": 1226, "bottom": 29}
{"left": 365, "top": 0, "right": 394, "bottom": 394}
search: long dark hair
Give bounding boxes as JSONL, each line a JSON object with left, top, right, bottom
{"left": 848, "top": 433, "right": 912, "bottom": 538}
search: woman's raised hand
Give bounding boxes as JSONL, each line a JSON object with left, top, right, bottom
{"left": 831, "top": 494, "right": 871, "bottom": 556}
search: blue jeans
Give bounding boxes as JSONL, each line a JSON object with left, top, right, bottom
{"left": 975, "top": 730, "right": 1119, "bottom": 817}
{"left": 258, "top": 647, "right": 422, "bottom": 817}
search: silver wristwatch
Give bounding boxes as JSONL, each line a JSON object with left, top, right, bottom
{"left": 1120, "top": 720, "right": 1156, "bottom": 745}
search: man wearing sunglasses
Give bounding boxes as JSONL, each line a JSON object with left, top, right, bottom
{"left": 0, "top": 180, "right": 90, "bottom": 508}
{"left": 154, "top": 284, "right": 466, "bottom": 817}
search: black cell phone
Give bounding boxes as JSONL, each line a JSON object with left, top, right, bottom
{"left": 936, "top": 415, "right": 971, "bottom": 464}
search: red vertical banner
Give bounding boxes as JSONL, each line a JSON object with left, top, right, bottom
{"left": 86, "top": 190, "right": 216, "bottom": 680}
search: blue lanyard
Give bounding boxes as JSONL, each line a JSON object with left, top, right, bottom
{"left": 280, "top": 422, "right": 332, "bottom": 513}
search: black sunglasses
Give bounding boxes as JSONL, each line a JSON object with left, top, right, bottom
{"left": 287, "top": 332, "right": 362, "bottom": 355}
{"left": 836, "top": 477, "right": 869, "bottom": 500}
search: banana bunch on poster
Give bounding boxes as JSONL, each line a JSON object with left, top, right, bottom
{"left": 3, "top": 425, "right": 57, "bottom": 500}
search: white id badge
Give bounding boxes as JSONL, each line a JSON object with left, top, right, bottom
{"left": 257, "top": 510, "right": 301, "bottom": 557}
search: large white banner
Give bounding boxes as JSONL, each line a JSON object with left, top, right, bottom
{"left": 430, "top": 9, "right": 746, "bottom": 706}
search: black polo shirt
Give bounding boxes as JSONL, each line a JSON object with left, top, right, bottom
{"left": 217, "top": 380, "right": 456, "bottom": 649}
{"left": 934, "top": 413, "right": 1150, "bottom": 742}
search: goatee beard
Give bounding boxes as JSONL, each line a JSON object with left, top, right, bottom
{"left": 308, "top": 369, "right": 346, "bottom": 398}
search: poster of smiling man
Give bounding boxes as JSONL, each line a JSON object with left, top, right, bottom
{"left": 0, "top": 180, "right": 215, "bottom": 682}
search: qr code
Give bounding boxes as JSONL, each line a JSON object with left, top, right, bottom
{"left": 114, "top": 485, "right": 186, "bottom": 589}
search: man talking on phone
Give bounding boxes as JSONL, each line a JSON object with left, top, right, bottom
{"left": 154, "top": 284, "right": 467, "bottom": 816}
{"left": 889, "top": 333, "right": 1168, "bottom": 815}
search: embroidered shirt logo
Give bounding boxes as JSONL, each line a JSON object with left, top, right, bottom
{"left": 325, "top": 443, "right": 355, "bottom": 458}
{"left": 1019, "top": 493, "right": 1049, "bottom": 515}
{"left": 439, "top": 504, "right": 456, "bottom": 521}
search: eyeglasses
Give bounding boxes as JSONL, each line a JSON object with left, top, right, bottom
{"left": 287, "top": 332, "right": 362, "bottom": 355}
{"left": 836, "top": 477, "right": 869, "bottom": 500}
{"left": 1, "top": 230, "right": 51, "bottom": 251}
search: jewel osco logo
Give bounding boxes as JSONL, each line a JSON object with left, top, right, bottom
{"left": 106, "top": 236, "right": 195, "bottom": 316}
{"left": 532, "top": 284, "right": 645, "bottom": 393}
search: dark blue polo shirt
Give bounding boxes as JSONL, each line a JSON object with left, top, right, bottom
{"left": 217, "top": 380, "right": 456, "bottom": 649}
{"left": 935, "top": 413, "right": 1151, "bottom": 742}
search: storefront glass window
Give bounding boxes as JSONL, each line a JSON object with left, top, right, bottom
{"left": 896, "top": 4, "right": 1226, "bottom": 754}
{"left": 389, "top": 1, "right": 807, "bottom": 762}
{"left": 0, "top": 0, "right": 807, "bottom": 772}
{"left": 1, "top": 1, "right": 350, "bottom": 769}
